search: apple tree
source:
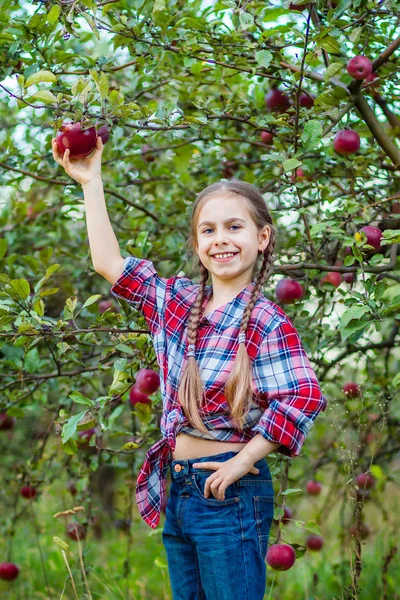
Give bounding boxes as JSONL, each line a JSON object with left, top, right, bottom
{"left": 0, "top": 0, "right": 399, "bottom": 597}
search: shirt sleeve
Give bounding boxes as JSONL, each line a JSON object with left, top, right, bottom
{"left": 110, "top": 256, "right": 168, "bottom": 337}
{"left": 251, "top": 319, "right": 328, "bottom": 458}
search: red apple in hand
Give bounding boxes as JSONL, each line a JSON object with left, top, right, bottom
{"left": 265, "top": 89, "right": 290, "bottom": 112}
{"left": 275, "top": 279, "right": 304, "bottom": 304}
{"left": 56, "top": 122, "right": 98, "bottom": 159}
{"left": 333, "top": 130, "right": 360, "bottom": 154}
{"left": 266, "top": 543, "right": 296, "bottom": 570}
{"left": 135, "top": 368, "right": 160, "bottom": 394}
{"left": 0, "top": 562, "right": 20, "bottom": 581}
{"left": 346, "top": 56, "right": 373, "bottom": 80}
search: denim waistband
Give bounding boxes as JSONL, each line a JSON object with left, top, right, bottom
{"left": 168, "top": 450, "right": 270, "bottom": 481}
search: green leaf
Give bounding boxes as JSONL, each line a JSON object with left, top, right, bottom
{"left": 255, "top": 50, "right": 272, "bottom": 68}
{"left": 303, "top": 521, "right": 321, "bottom": 535}
{"left": 62, "top": 439, "right": 78, "bottom": 455}
{"left": 323, "top": 62, "right": 343, "bottom": 83}
{"left": 46, "top": 5, "right": 61, "bottom": 24}
{"left": 0, "top": 238, "right": 7, "bottom": 259}
{"left": 10, "top": 278, "right": 30, "bottom": 299}
{"left": 153, "top": 0, "right": 166, "bottom": 12}
{"left": 301, "top": 120, "right": 323, "bottom": 152}
{"left": 121, "top": 441, "right": 139, "bottom": 451}
{"left": 318, "top": 36, "right": 341, "bottom": 54}
{"left": 69, "top": 391, "right": 94, "bottom": 407}
{"left": 24, "top": 348, "right": 40, "bottom": 374}
{"left": 62, "top": 411, "right": 88, "bottom": 444}
{"left": 239, "top": 11, "right": 254, "bottom": 29}
{"left": 381, "top": 230, "right": 400, "bottom": 244}
{"left": 280, "top": 488, "right": 303, "bottom": 496}
{"left": 34, "top": 264, "right": 60, "bottom": 293}
{"left": 82, "top": 294, "right": 103, "bottom": 309}
{"left": 283, "top": 158, "right": 302, "bottom": 173}
{"left": 392, "top": 372, "right": 400, "bottom": 388}
{"left": 25, "top": 70, "right": 57, "bottom": 88}
{"left": 340, "top": 305, "right": 371, "bottom": 329}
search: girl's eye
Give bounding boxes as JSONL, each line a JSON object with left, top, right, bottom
{"left": 202, "top": 225, "right": 241, "bottom": 234}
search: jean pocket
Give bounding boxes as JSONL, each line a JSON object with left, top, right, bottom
{"left": 190, "top": 472, "right": 239, "bottom": 507}
{"left": 253, "top": 495, "right": 274, "bottom": 560}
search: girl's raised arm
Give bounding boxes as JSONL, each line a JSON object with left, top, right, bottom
{"left": 52, "top": 136, "right": 124, "bottom": 282}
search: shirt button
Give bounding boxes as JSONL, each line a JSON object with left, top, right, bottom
{"left": 174, "top": 464, "right": 183, "bottom": 472}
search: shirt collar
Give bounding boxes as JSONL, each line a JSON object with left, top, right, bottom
{"left": 200, "top": 279, "right": 259, "bottom": 332}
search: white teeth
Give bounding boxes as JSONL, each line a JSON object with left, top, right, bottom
{"left": 214, "top": 253, "right": 235, "bottom": 259}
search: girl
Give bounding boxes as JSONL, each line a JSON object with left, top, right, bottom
{"left": 52, "top": 136, "right": 327, "bottom": 600}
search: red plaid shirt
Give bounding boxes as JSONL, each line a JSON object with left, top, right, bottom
{"left": 111, "top": 256, "right": 327, "bottom": 529}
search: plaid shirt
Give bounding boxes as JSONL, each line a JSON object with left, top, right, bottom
{"left": 111, "top": 256, "right": 327, "bottom": 529}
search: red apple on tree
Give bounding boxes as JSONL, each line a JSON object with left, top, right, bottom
{"left": 306, "top": 534, "right": 324, "bottom": 550}
{"left": 20, "top": 485, "right": 37, "bottom": 499}
{"left": 266, "top": 543, "right": 296, "bottom": 570}
{"left": 274, "top": 505, "right": 293, "bottom": 524}
{"left": 141, "top": 144, "right": 155, "bottom": 162}
{"left": 77, "top": 428, "right": 97, "bottom": 449}
{"left": 96, "top": 125, "right": 110, "bottom": 144}
{"left": 56, "top": 122, "right": 98, "bottom": 159}
{"left": 289, "top": 2, "right": 310, "bottom": 11}
{"left": 135, "top": 368, "right": 160, "bottom": 394}
{"left": 0, "top": 562, "right": 20, "bottom": 581}
{"left": 299, "top": 92, "right": 315, "bottom": 108}
{"left": 333, "top": 130, "right": 361, "bottom": 154}
{"left": 355, "top": 472, "right": 375, "bottom": 489}
{"left": 343, "top": 272, "right": 355, "bottom": 284}
{"left": 222, "top": 160, "right": 237, "bottom": 179}
{"left": 129, "top": 385, "right": 152, "bottom": 406}
{"left": 361, "top": 72, "right": 380, "bottom": 92}
{"left": 260, "top": 131, "right": 274, "bottom": 145}
{"left": 306, "top": 480, "right": 322, "bottom": 495}
{"left": 265, "top": 88, "right": 290, "bottom": 112}
{"left": 66, "top": 480, "right": 77, "bottom": 496}
{"left": 320, "top": 272, "right": 342, "bottom": 288}
{"left": 342, "top": 382, "right": 360, "bottom": 398}
{"left": 356, "top": 226, "right": 383, "bottom": 253}
{"left": 66, "top": 522, "right": 87, "bottom": 541}
{"left": 346, "top": 56, "right": 373, "bottom": 80}
{"left": 275, "top": 279, "right": 304, "bottom": 304}
{"left": 0, "top": 413, "right": 15, "bottom": 431}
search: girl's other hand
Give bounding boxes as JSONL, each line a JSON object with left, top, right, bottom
{"left": 52, "top": 135, "right": 104, "bottom": 187}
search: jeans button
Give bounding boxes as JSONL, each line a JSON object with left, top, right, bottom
{"left": 174, "top": 464, "right": 183, "bottom": 472}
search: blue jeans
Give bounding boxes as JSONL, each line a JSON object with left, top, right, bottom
{"left": 162, "top": 450, "right": 275, "bottom": 600}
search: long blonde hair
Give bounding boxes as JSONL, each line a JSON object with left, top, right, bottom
{"left": 178, "top": 181, "right": 277, "bottom": 436}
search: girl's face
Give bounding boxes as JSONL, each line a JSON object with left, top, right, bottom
{"left": 194, "top": 193, "right": 270, "bottom": 287}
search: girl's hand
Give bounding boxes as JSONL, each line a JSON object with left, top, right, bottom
{"left": 52, "top": 135, "right": 104, "bottom": 187}
{"left": 192, "top": 454, "right": 260, "bottom": 501}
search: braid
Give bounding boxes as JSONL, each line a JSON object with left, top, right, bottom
{"left": 240, "top": 226, "right": 277, "bottom": 335}
{"left": 224, "top": 225, "right": 277, "bottom": 427}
